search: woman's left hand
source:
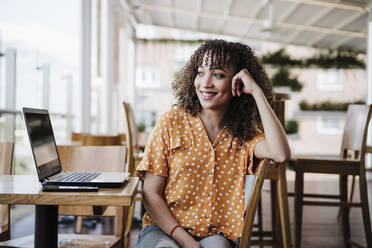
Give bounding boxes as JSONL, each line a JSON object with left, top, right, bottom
{"left": 231, "top": 68, "right": 261, "bottom": 97}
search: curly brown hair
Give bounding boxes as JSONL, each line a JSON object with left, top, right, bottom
{"left": 172, "top": 39, "right": 274, "bottom": 143}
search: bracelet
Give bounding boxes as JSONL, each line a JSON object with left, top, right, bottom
{"left": 169, "top": 224, "right": 182, "bottom": 238}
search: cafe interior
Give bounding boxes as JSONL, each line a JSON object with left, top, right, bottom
{"left": 1, "top": 0, "right": 372, "bottom": 247}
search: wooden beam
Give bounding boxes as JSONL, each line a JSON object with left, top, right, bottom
{"left": 307, "top": 11, "right": 365, "bottom": 46}
{"left": 218, "top": 0, "right": 234, "bottom": 34}
{"left": 194, "top": 0, "right": 202, "bottom": 31}
{"left": 285, "top": 6, "right": 334, "bottom": 43}
{"left": 137, "top": 3, "right": 366, "bottom": 39}
{"left": 282, "top": 0, "right": 365, "bottom": 12}
{"left": 277, "top": 2, "right": 299, "bottom": 22}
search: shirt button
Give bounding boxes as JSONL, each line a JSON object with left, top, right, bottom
{"left": 207, "top": 194, "right": 211, "bottom": 198}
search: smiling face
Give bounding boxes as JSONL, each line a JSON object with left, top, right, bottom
{"left": 194, "top": 54, "right": 237, "bottom": 113}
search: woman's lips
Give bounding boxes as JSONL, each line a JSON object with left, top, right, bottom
{"left": 200, "top": 91, "right": 217, "bottom": 100}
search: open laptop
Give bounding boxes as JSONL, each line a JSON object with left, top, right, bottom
{"left": 23, "top": 107, "right": 129, "bottom": 188}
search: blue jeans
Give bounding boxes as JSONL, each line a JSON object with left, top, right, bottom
{"left": 135, "top": 225, "right": 234, "bottom": 248}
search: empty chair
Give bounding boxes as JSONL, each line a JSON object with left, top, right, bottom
{"left": 58, "top": 145, "right": 128, "bottom": 247}
{"left": 289, "top": 104, "right": 372, "bottom": 248}
{"left": 74, "top": 134, "right": 123, "bottom": 234}
{"left": 70, "top": 132, "right": 86, "bottom": 143}
{"left": 82, "top": 134, "right": 122, "bottom": 146}
{"left": 122, "top": 101, "right": 144, "bottom": 176}
{"left": 122, "top": 101, "right": 144, "bottom": 243}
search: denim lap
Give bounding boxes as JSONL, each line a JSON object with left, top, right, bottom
{"left": 135, "top": 225, "right": 233, "bottom": 248}
{"left": 199, "top": 234, "right": 233, "bottom": 248}
{"left": 135, "top": 225, "right": 180, "bottom": 248}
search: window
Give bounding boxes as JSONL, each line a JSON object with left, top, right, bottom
{"left": 136, "top": 66, "right": 160, "bottom": 88}
{"left": 317, "top": 116, "right": 343, "bottom": 135}
{"left": 317, "top": 69, "right": 342, "bottom": 91}
{"left": 137, "top": 111, "right": 157, "bottom": 132}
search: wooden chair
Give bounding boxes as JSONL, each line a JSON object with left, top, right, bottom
{"left": 289, "top": 104, "right": 372, "bottom": 248}
{"left": 72, "top": 134, "right": 123, "bottom": 234}
{"left": 239, "top": 159, "right": 271, "bottom": 247}
{"left": 0, "top": 143, "right": 14, "bottom": 242}
{"left": 70, "top": 132, "right": 86, "bottom": 143}
{"left": 122, "top": 102, "right": 145, "bottom": 243}
{"left": 82, "top": 134, "right": 122, "bottom": 146}
{"left": 58, "top": 145, "right": 128, "bottom": 247}
{"left": 252, "top": 94, "right": 292, "bottom": 248}
{"left": 122, "top": 101, "right": 144, "bottom": 175}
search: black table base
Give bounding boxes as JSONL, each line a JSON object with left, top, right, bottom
{"left": 35, "top": 205, "right": 58, "bottom": 248}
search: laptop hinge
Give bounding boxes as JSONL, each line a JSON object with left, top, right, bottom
{"left": 40, "top": 179, "right": 48, "bottom": 185}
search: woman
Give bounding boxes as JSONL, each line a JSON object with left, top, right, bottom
{"left": 136, "top": 39, "right": 290, "bottom": 248}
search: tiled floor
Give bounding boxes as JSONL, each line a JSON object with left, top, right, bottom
{"left": 9, "top": 172, "right": 372, "bottom": 247}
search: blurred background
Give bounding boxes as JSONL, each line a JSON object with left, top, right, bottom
{"left": 1, "top": 0, "right": 369, "bottom": 175}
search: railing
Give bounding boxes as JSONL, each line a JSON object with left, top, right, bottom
{"left": 0, "top": 110, "right": 74, "bottom": 175}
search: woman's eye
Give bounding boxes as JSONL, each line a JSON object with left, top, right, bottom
{"left": 197, "top": 71, "right": 204, "bottom": 76}
{"left": 214, "top": 73, "right": 225, "bottom": 78}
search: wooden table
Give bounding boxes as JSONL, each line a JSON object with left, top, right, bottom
{"left": 0, "top": 175, "right": 139, "bottom": 248}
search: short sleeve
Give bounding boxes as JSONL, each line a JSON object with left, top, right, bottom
{"left": 246, "top": 134, "right": 265, "bottom": 175}
{"left": 136, "top": 112, "right": 171, "bottom": 179}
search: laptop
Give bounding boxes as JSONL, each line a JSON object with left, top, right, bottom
{"left": 23, "top": 107, "right": 129, "bottom": 188}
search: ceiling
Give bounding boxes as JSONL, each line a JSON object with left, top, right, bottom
{"left": 123, "top": 0, "right": 370, "bottom": 52}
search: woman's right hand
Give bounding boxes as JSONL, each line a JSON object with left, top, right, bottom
{"left": 183, "top": 240, "right": 202, "bottom": 248}
{"left": 175, "top": 232, "right": 202, "bottom": 248}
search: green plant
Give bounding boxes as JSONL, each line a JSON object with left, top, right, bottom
{"left": 285, "top": 120, "right": 299, "bottom": 134}
{"left": 305, "top": 50, "right": 365, "bottom": 69}
{"left": 136, "top": 123, "right": 146, "bottom": 133}
{"left": 261, "top": 48, "right": 365, "bottom": 69}
{"left": 261, "top": 49, "right": 302, "bottom": 67}
{"left": 271, "top": 68, "right": 303, "bottom": 91}
{"left": 299, "top": 100, "right": 365, "bottom": 111}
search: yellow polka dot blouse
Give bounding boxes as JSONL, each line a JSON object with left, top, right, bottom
{"left": 137, "top": 109, "right": 265, "bottom": 240}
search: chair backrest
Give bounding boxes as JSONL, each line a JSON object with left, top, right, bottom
{"left": 71, "top": 132, "right": 86, "bottom": 142}
{"left": 239, "top": 159, "right": 270, "bottom": 247}
{"left": 57, "top": 145, "right": 126, "bottom": 172}
{"left": 340, "top": 104, "right": 372, "bottom": 161}
{"left": 82, "top": 134, "right": 122, "bottom": 146}
{"left": 57, "top": 145, "right": 127, "bottom": 236}
{"left": 0, "top": 142, "right": 14, "bottom": 241}
{"left": 122, "top": 101, "right": 138, "bottom": 175}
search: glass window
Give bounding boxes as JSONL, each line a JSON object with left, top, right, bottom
{"left": 317, "top": 116, "right": 343, "bottom": 135}
{"left": 0, "top": 0, "right": 79, "bottom": 174}
{"left": 317, "top": 69, "right": 342, "bottom": 91}
{"left": 136, "top": 65, "right": 160, "bottom": 88}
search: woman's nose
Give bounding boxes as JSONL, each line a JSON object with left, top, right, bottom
{"left": 201, "top": 73, "right": 213, "bottom": 87}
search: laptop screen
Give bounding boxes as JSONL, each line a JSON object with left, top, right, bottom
{"left": 23, "top": 108, "right": 61, "bottom": 180}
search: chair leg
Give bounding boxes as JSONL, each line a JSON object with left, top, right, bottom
{"left": 337, "top": 176, "right": 356, "bottom": 220}
{"left": 359, "top": 173, "right": 372, "bottom": 247}
{"left": 271, "top": 180, "right": 279, "bottom": 247}
{"left": 75, "top": 216, "right": 83, "bottom": 233}
{"left": 294, "top": 171, "right": 304, "bottom": 248}
{"left": 124, "top": 203, "right": 135, "bottom": 238}
{"left": 277, "top": 164, "right": 292, "bottom": 248}
{"left": 257, "top": 196, "right": 263, "bottom": 248}
{"left": 340, "top": 175, "right": 351, "bottom": 248}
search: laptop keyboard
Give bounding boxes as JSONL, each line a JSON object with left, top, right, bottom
{"left": 58, "top": 172, "right": 100, "bottom": 182}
